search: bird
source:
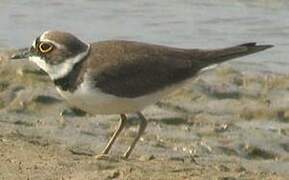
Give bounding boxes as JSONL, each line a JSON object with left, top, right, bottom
{"left": 11, "top": 31, "right": 273, "bottom": 159}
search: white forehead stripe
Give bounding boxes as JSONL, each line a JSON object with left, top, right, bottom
{"left": 29, "top": 45, "right": 90, "bottom": 80}
{"left": 39, "top": 31, "right": 51, "bottom": 41}
{"left": 32, "top": 39, "right": 36, "bottom": 48}
{"left": 38, "top": 31, "right": 65, "bottom": 49}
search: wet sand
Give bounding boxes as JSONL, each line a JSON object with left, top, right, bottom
{"left": 0, "top": 49, "right": 288, "bottom": 179}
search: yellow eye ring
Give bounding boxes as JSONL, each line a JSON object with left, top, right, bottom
{"left": 39, "top": 42, "right": 53, "bottom": 53}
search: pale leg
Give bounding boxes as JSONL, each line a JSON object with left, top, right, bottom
{"left": 96, "top": 114, "right": 127, "bottom": 159}
{"left": 122, "top": 112, "right": 147, "bottom": 159}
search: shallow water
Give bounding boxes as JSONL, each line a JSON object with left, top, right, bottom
{"left": 0, "top": 0, "right": 289, "bottom": 73}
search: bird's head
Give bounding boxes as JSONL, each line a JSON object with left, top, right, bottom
{"left": 11, "top": 31, "right": 90, "bottom": 80}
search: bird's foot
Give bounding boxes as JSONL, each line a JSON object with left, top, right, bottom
{"left": 95, "top": 154, "right": 111, "bottom": 160}
{"left": 120, "top": 156, "right": 129, "bottom": 161}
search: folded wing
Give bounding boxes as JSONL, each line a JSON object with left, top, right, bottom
{"left": 89, "top": 41, "right": 272, "bottom": 98}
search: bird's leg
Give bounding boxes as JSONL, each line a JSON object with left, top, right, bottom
{"left": 95, "top": 114, "right": 127, "bottom": 159}
{"left": 122, "top": 112, "right": 147, "bottom": 159}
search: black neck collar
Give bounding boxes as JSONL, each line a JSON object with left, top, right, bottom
{"left": 53, "top": 49, "right": 90, "bottom": 92}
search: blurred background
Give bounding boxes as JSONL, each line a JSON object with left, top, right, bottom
{"left": 0, "top": 1, "right": 289, "bottom": 179}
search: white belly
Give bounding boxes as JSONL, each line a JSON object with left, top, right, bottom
{"left": 56, "top": 81, "right": 183, "bottom": 115}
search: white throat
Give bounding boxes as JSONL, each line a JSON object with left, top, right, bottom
{"left": 29, "top": 46, "right": 90, "bottom": 80}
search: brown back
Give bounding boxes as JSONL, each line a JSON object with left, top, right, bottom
{"left": 85, "top": 41, "right": 271, "bottom": 98}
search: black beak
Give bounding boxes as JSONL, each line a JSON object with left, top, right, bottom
{"left": 10, "top": 47, "right": 31, "bottom": 60}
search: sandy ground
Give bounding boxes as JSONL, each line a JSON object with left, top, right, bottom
{"left": 0, "top": 49, "right": 288, "bottom": 179}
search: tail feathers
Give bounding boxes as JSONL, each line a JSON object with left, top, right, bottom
{"left": 237, "top": 42, "right": 273, "bottom": 55}
{"left": 197, "top": 42, "right": 273, "bottom": 67}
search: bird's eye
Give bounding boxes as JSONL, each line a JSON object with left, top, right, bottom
{"left": 39, "top": 42, "right": 54, "bottom": 53}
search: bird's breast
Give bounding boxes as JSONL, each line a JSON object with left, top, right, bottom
{"left": 55, "top": 80, "right": 172, "bottom": 114}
